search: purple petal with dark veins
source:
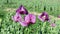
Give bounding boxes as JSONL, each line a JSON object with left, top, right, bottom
{"left": 38, "top": 12, "right": 49, "bottom": 22}
{"left": 12, "top": 13, "right": 23, "bottom": 22}
{"left": 24, "top": 14, "right": 36, "bottom": 24}
{"left": 30, "top": 14, "right": 36, "bottom": 24}
{"left": 16, "top": 5, "right": 28, "bottom": 15}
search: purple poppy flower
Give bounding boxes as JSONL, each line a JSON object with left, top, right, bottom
{"left": 12, "top": 13, "right": 23, "bottom": 22}
{"left": 38, "top": 12, "right": 49, "bottom": 22}
{"left": 16, "top": 5, "right": 28, "bottom": 15}
{"left": 50, "top": 23, "right": 56, "bottom": 27}
{"left": 24, "top": 14, "right": 36, "bottom": 24}
{"left": 19, "top": 14, "right": 36, "bottom": 26}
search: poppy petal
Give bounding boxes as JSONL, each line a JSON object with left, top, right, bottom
{"left": 16, "top": 5, "right": 28, "bottom": 15}
{"left": 38, "top": 12, "right": 49, "bottom": 22}
{"left": 24, "top": 15, "right": 30, "bottom": 23}
{"left": 30, "top": 14, "right": 36, "bottom": 23}
{"left": 19, "top": 21, "right": 28, "bottom": 26}
{"left": 12, "top": 13, "right": 23, "bottom": 22}
{"left": 38, "top": 15, "right": 45, "bottom": 22}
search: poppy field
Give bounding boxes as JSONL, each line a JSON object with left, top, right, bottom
{"left": 0, "top": 0, "right": 60, "bottom": 34}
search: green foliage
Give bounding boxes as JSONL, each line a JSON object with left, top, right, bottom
{"left": 0, "top": 0, "right": 60, "bottom": 17}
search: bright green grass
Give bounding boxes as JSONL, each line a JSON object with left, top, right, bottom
{"left": 0, "top": 0, "right": 60, "bottom": 16}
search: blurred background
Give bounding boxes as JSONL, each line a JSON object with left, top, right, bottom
{"left": 0, "top": 0, "right": 60, "bottom": 16}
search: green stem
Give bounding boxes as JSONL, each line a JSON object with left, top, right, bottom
{"left": 41, "top": 22, "right": 46, "bottom": 34}
{"left": 20, "top": 27, "right": 25, "bottom": 34}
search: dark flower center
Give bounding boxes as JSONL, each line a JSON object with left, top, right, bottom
{"left": 17, "top": 16, "right": 20, "bottom": 19}
{"left": 20, "top": 11, "right": 24, "bottom": 14}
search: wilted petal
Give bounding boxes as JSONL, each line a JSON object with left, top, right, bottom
{"left": 12, "top": 13, "right": 23, "bottom": 22}
{"left": 50, "top": 23, "right": 56, "bottom": 27}
{"left": 38, "top": 12, "right": 49, "bottom": 22}
{"left": 19, "top": 21, "right": 28, "bottom": 26}
{"left": 16, "top": 5, "right": 28, "bottom": 15}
